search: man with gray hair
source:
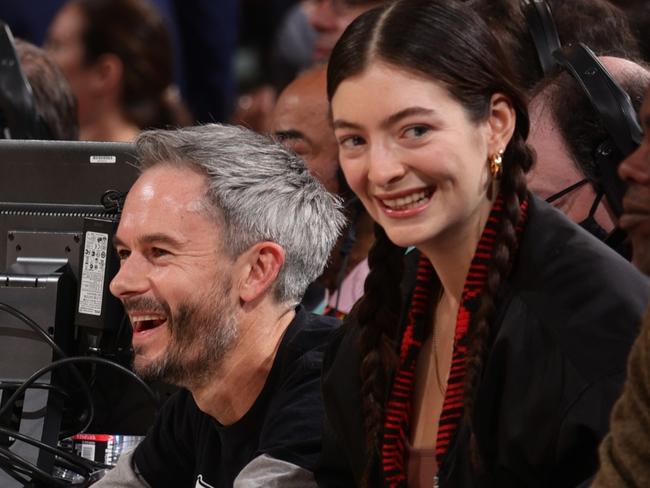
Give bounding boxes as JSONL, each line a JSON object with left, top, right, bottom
{"left": 95, "top": 124, "right": 345, "bottom": 487}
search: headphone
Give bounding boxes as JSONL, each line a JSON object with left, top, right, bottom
{"left": 0, "top": 20, "right": 51, "bottom": 139}
{"left": 520, "top": 0, "right": 643, "bottom": 220}
{"left": 521, "top": 0, "right": 561, "bottom": 76}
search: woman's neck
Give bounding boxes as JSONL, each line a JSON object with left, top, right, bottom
{"left": 80, "top": 108, "right": 140, "bottom": 142}
{"left": 418, "top": 201, "right": 493, "bottom": 303}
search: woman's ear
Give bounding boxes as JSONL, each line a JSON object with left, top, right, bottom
{"left": 487, "top": 92, "right": 517, "bottom": 153}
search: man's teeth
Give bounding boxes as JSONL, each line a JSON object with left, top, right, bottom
{"left": 131, "top": 314, "right": 166, "bottom": 332}
{"left": 132, "top": 314, "right": 165, "bottom": 323}
{"left": 382, "top": 190, "right": 430, "bottom": 209}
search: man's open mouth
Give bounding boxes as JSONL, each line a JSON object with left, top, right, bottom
{"left": 131, "top": 314, "right": 167, "bottom": 333}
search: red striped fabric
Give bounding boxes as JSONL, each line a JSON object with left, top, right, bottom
{"left": 380, "top": 195, "right": 529, "bottom": 487}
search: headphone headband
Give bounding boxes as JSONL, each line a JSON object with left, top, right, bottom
{"left": 553, "top": 43, "right": 643, "bottom": 157}
{"left": 520, "top": 0, "right": 561, "bottom": 75}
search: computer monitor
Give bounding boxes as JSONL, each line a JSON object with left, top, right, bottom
{"left": 0, "top": 139, "right": 140, "bottom": 486}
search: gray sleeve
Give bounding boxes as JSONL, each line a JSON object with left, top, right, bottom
{"left": 92, "top": 449, "right": 151, "bottom": 487}
{"left": 233, "top": 453, "right": 318, "bottom": 488}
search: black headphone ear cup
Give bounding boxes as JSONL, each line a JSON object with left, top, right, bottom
{"left": 593, "top": 139, "right": 627, "bottom": 217}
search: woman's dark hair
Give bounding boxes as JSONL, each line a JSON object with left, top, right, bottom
{"left": 72, "top": 0, "right": 176, "bottom": 129}
{"left": 327, "top": 0, "right": 534, "bottom": 482}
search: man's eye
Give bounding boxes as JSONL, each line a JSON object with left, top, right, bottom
{"left": 116, "top": 249, "right": 130, "bottom": 260}
{"left": 150, "top": 248, "right": 169, "bottom": 258}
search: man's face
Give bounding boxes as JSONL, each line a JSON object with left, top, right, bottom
{"left": 526, "top": 89, "right": 614, "bottom": 232}
{"left": 272, "top": 68, "right": 340, "bottom": 194}
{"left": 110, "top": 165, "right": 239, "bottom": 388}
{"left": 619, "top": 88, "right": 650, "bottom": 274}
{"left": 309, "top": 0, "right": 382, "bottom": 61}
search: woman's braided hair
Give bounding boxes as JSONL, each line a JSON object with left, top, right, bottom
{"left": 347, "top": 224, "right": 404, "bottom": 485}
{"left": 327, "top": 0, "right": 535, "bottom": 483}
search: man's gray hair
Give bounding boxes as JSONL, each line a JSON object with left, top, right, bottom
{"left": 134, "top": 123, "right": 345, "bottom": 305}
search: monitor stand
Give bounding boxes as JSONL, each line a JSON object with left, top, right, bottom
{"left": 0, "top": 260, "right": 75, "bottom": 487}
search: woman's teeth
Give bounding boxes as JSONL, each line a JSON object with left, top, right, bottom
{"left": 382, "top": 190, "right": 431, "bottom": 210}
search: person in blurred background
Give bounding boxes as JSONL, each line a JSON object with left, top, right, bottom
{"left": 272, "top": 64, "right": 374, "bottom": 317}
{"left": 309, "top": 0, "right": 387, "bottom": 62}
{"left": 469, "top": 0, "right": 640, "bottom": 95}
{"left": 272, "top": 65, "right": 340, "bottom": 194}
{"left": 45, "top": 0, "right": 182, "bottom": 141}
{"left": 14, "top": 38, "right": 79, "bottom": 140}
{"left": 231, "top": 0, "right": 388, "bottom": 134}
{"left": 593, "top": 80, "right": 650, "bottom": 488}
{"left": 526, "top": 56, "right": 650, "bottom": 252}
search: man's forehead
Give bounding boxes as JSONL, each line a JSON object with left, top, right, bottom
{"left": 120, "top": 165, "right": 213, "bottom": 227}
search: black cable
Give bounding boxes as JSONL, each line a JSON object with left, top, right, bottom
{"left": 0, "top": 426, "right": 111, "bottom": 472}
{"left": 0, "top": 454, "right": 31, "bottom": 485}
{"left": 0, "top": 445, "right": 68, "bottom": 487}
{"left": 0, "top": 357, "right": 159, "bottom": 420}
{"left": 0, "top": 448, "right": 97, "bottom": 488}
{"left": 0, "top": 382, "right": 71, "bottom": 400}
{"left": 0, "top": 303, "right": 95, "bottom": 434}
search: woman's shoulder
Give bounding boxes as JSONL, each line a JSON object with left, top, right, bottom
{"left": 514, "top": 195, "right": 648, "bottom": 310}
{"left": 501, "top": 195, "right": 649, "bottom": 379}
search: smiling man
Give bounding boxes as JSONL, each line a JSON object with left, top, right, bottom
{"left": 593, "top": 84, "right": 650, "bottom": 487}
{"left": 94, "top": 124, "right": 344, "bottom": 488}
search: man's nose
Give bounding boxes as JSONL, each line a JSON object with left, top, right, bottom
{"left": 109, "top": 253, "right": 149, "bottom": 300}
{"left": 618, "top": 144, "right": 650, "bottom": 185}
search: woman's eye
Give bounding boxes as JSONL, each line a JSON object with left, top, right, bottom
{"left": 403, "top": 125, "right": 430, "bottom": 138}
{"left": 339, "top": 135, "right": 365, "bottom": 149}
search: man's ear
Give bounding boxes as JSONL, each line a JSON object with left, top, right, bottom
{"left": 237, "top": 242, "right": 285, "bottom": 304}
{"left": 486, "top": 92, "right": 517, "bottom": 153}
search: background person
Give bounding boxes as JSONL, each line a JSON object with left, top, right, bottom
{"left": 14, "top": 38, "right": 79, "bottom": 140}
{"left": 593, "top": 82, "right": 650, "bottom": 488}
{"left": 271, "top": 64, "right": 374, "bottom": 316}
{"left": 526, "top": 56, "right": 650, "bottom": 247}
{"left": 316, "top": 1, "right": 649, "bottom": 486}
{"left": 469, "top": 0, "right": 641, "bottom": 95}
{"left": 45, "top": 0, "right": 182, "bottom": 142}
{"left": 95, "top": 124, "right": 344, "bottom": 487}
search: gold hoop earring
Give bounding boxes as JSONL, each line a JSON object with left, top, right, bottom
{"left": 489, "top": 149, "right": 504, "bottom": 180}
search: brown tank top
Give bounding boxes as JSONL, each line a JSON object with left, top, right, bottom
{"left": 407, "top": 444, "right": 438, "bottom": 487}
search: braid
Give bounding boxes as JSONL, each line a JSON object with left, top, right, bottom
{"left": 349, "top": 223, "right": 405, "bottom": 486}
{"left": 463, "top": 131, "right": 532, "bottom": 469}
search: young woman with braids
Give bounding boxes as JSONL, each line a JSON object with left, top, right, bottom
{"left": 314, "top": 1, "right": 649, "bottom": 487}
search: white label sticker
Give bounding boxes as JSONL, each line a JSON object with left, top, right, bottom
{"left": 78, "top": 231, "right": 109, "bottom": 316}
{"left": 90, "top": 155, "right": 116, "bottom": 164}
{"left": 80, "top": 442, "right": 96, "bottom": 461}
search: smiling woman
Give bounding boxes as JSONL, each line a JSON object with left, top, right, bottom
{"left": 315, "top": 1, "right": 650, "bottom": 487}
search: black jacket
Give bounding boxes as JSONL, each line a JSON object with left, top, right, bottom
{"left": 316, "top": 196, "right": 649, "bottom": 488}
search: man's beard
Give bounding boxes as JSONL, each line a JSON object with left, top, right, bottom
{"left": 128, "top": 283, "right": 239, "bottom": 390}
